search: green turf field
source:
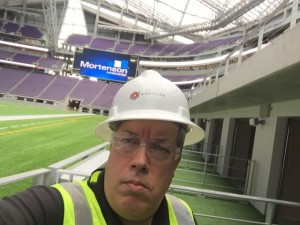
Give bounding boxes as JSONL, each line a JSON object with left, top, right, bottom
{"left": 0, "top": 101, "right": 107, "bottom": 198}
{"left": 0, "top": 101, "right": 265, "bottom": 224}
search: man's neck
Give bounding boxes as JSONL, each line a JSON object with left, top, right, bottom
{"left": 120, "top": 217, "right": 153, "bottom": 225}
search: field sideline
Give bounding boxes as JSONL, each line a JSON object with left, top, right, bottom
{"left": 0, "top": 113, "right": 90, "bottom": 121}
{"left": 0, "top": 101, "right": 107, "bottom": 198}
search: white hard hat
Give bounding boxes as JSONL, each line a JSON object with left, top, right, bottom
{"left": 95, "top": 70, "right": 205, "bottom": 146}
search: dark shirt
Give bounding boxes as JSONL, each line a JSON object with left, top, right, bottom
{"left": 0, "top": 169, "right": 175, "bottom": 225}
{"left": 0, "top": 185, "right": 63, "bottom": 225}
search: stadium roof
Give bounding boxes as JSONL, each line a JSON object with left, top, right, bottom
{"left": 101, "top": 0, "right": 288, "bottom": 38}
{"left": 0, "top": 0, "right": 290, "bottom": 42}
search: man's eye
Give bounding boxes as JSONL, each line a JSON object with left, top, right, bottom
{"left": 120, "top": 137, "right": 138, "bottom": 144}
{"left": 152, "top": 144, "right": 171, "bottom": 154}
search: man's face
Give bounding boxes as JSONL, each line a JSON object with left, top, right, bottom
{"left": 104, "top": 120, "right": 181, "bottom": 222}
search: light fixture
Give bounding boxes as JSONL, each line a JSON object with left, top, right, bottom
{"left": 249, "top": 118, "right": 265, "bottom": 126}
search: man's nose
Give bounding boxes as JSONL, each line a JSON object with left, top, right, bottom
{"left": 130, "top": 143, "right": 149, "bottom": 172}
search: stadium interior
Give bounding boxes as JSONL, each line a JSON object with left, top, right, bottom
{"left": 1, "top": 0, "right": 300, "bottom": 224}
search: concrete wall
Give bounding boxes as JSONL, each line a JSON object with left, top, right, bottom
{"left": 189, "top": 22, "right": 300, "bottom": 109}
{"left": 191, "top": 99, "right": 300, "bottom": 214}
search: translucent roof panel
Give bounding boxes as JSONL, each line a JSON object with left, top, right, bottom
{"left": 0, "top": 0, "right": 291, "bottom": 41}
{"left": 104, "top": 0, "right": 289, "bottom": 38}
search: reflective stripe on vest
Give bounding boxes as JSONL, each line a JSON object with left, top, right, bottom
{"left": 53, "top": 181, "right": 106, "bottom": 225}
{"left": 54, "top": 181, "right": 194, "bottom": 225}
{"left": 166, "top": 194, "right": 195, "bottom": 225}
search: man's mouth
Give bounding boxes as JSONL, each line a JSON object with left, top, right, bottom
{"left": 124, "top": 180, "right": 149, "bottom": 192}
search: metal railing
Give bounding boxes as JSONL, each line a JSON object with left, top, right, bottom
{"left": 168, "top": 185, "right": 300, "bottom": 225}
{"left": 1, "top": 142, "right": 300, "bottom": 225}
{"left": 0, "top": 142, "right": 110, "bottom": 187}
{"left": 178, "top": 148, "right": 255, "bottom": 195}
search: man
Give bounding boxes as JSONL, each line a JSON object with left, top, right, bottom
{"left": 0, "top": 70, "right": 205, "bottom": 225}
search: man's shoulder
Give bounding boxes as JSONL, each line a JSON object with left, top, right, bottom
{"left": 2, "top": 185, "right": 61, "bottom": 202}
{"left": 0, "top": 185, "right": 64, "bottom": 225}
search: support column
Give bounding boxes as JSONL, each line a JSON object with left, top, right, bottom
{"left": 42, "top": 0, "right": 58, "bottom": 53}
{"left": 218, "top": 118, "right": 235, "bottom": 176}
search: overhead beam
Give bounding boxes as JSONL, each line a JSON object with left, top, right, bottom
{"left": 0, "top": 6, "right": 40, "bottom": 17}
{"left": 146, "top": 0, "right": 265, "bottom": 39}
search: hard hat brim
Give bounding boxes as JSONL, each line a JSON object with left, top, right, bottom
{"left": 95, "top": 110, "right": 205, "bottom": 146}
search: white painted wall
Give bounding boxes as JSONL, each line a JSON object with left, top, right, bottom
{"left": 189, "top": 23, "right": 300, "bottom": 108}
{"left": 191, "top": 99, "right": 300, "bottom": 214}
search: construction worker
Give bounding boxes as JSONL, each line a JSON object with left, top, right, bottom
{"left": 0, "top": 70, "right": 205, "bottom": 225}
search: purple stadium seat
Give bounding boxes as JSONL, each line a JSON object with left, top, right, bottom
{"left": 37, "top": 57, "right": 60, "bottom": 69}
{"left": 114, "top": 42, "right": 131, "bottom": 53}
{"left": 39, "top": 76, "right": 79, "bottom": 101}
{"left": 69, "top": 79, "right": 107, "bottom": 105}
{"left": 173, "top": 43, "right": 198, "bottom": 56}
{"left": 10, "top": 72, "right": 55, "bottom": 97}
{"left": 158, "top": 44, "right": 182, "bottom": 56}
{"left": 12, "top": 53, "right": 40, "bottom": 64}
{"left": 19, "top": 25, "right": 43, "bottom": 39}
{"left": 189, "top": 37, "right": 241, "bottom": 55}
{"left": 91, "top": 82, "right": 123, "bottom": 109}
{"left": 90, "top": 38, "right": 115, "bottom": 51}
{"left": 127, "top": 43, "right": 148, "bottom": 55}
{"left": 0, "top": 50, "right": 15, "bottom": 60}
{"left": 0, "top": 68, "right": 30, "bottom": 93}
{"left": 3, "top": 22, "right": 20, "bottom": 34}
{"left": 143, "top": 43, "right": 166, "bottom": 56}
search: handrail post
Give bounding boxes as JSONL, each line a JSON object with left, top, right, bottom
{"left": 265, "top": 202, "right": 275, "bottom": 225}
{"left": 45, "top": 167, "right": 59, "bottom": 186}
{"left": 244, "top": 160, "right": 255, "bottom": 195}
{"left": 32, "top": 173, "right": 47, "bottom": 186}
{"left": 202, "top": 153, "right": 207, "bottom": 188}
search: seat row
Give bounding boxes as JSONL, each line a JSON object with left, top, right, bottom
{"left": 0, "top": 21, "right": 43, "bottom": 39}
{"left": 65, "top": 34, "right": 242, "bottom": 57}
{"left": 0, "top": 67, "right": 203, "bottom": 109}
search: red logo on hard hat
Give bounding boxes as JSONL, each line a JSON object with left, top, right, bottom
{"left": 130, "top": 92, "right": 140, "bottom": 100}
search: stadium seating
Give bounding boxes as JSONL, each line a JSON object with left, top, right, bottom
{"left": 158, "top": 43, "right": 182, "bottom": 56}
{"left": 143, "top": 43, "right": 166, "bottom": 56}
{"left": 9, "top": 72, "right": 55, "bottom": 97}
{"left": 19, "top": 25, "right": 43, "bottom": 39}
{"left": 12, "top": 53, "right": 40, "bottom": 64}
{"left": 0, "top": 68, "right": 30, "bottom": 93}
{"left": 90, "top": 38, "right": 115, "bottom": 51}
{"left": 63, "top": 34, "right": 242, "bottom": 57}
{"left": 127, "top": 43, "right": 148, "bottom": 55}
{"left": 91, "top": 82, "right": 123, "bottom": 109}
{"left": 0, "top": 50, "right": 15, "bottom": 60}
{"left": 2, "top": 22, "right": 20, "bottom": 34}
{"left": 37, "top": 57, "right": 63, "bottom": 69}
{"left": 69, "top": 79, "right": 107, "bottom": 105}
{"left": 0, "top": 48, "right": 65, "bottom": 70}
{"left": 65, "top": 34, "right": 92, "bottom": 47}
{"left": 38, "top": 76, "right": 79, "bottom": 101}
{"left": 114, "top": 42, "right": 131, "bottom": 53}
{"left": 173, "top": 43, "right": 199, "bottom": 56}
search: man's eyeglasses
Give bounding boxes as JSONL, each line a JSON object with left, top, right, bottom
{"left": 110, "top": 131, "right": 181, "bottom": 163}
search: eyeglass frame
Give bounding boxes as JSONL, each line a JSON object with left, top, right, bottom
{"left": 110, "top": 131, "right": 182, "bottom": 163}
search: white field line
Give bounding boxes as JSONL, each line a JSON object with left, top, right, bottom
{"left": 0, "top": 114, "right": 92, "bottom": 121}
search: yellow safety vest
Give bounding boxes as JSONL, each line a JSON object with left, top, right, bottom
{"left": 53, "top": 172, "right": 195, "bottom": 225}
